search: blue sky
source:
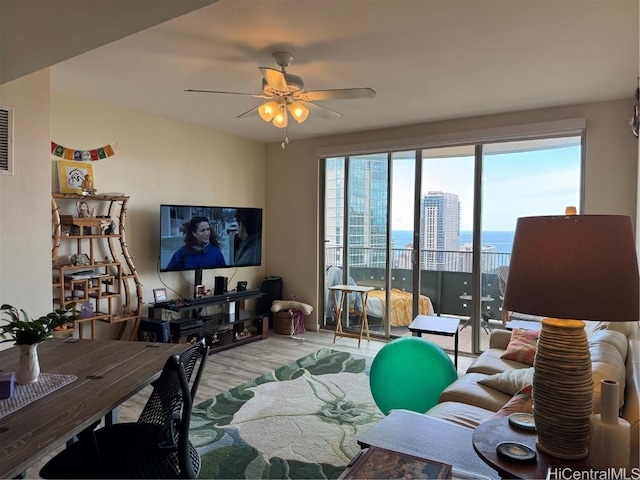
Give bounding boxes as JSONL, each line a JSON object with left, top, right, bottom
{"left": 391, "top": 145, "right": 581, "bottom": 231}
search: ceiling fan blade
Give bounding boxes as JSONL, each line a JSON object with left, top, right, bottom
{"left": 298, "top": 88, "right": 376, "bottom": 102}
{"left": 236, "top": 106, "right": 259, "bottom": 119}
{"left": 259, "top": 67, "right": 288, "bottom": 93}
{"left": 303, "top": 101, "right": 343, "bottom": 120}
{"left": 185, "top": 89, "right": 271, "bottom": 99}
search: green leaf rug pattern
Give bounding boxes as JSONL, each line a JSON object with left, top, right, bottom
{"left": 190, "top": 348, "right": 383, "bottom": 479}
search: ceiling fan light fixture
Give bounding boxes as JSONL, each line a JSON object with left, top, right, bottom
{"left": 272, "top": 105, "right": 288, "bottom": 128}
{"left": 258, "top": 101, "right": 278, "bottom": 122}
{"left": 288, "top": 102, "right": 309, "bottom": 123}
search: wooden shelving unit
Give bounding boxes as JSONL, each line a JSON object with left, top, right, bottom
{"left": 51, "top": 193, "right": 143, "bottom": 340}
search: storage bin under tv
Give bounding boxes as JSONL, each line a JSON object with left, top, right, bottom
{"left": 154, "top": 289, "right": 268, "bottom": 353}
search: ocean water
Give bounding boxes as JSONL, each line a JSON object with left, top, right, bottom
{"left": 392, "top": 230, "right": 514, "bottom": 253}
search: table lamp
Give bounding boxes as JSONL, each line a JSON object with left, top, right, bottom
{"left": 502, "top": 212, "right": 639, "bottom": 460}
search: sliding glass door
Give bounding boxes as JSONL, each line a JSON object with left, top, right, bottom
{"left": 322, "top": 133, "right": 583, "bottom": 354}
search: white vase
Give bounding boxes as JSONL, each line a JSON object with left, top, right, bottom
{"left": 589, "top": 379, "right": 630, "bottom": 469}
{"left": 16, "top": 343, "right": 40, "bottom": 384}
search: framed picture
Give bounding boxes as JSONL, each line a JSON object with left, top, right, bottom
{"left": 196, "top": 285, "right": 205, "bottom": 297}
{"left": 57, "top": 160, "right": 93, "bottom": 194}
{"left": 153, "top": 288, "right": 168, "bottom": 303}
{"left": 76, "top": 200, "right": 92, "bottom": 218}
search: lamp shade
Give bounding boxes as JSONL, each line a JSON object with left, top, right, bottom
{"left": 288, "top": 102, "right": 309, "bottom": 123}
{"left": 258, "top": 102, "right": 278, "bottom": 122}
{"left": 272, "top": 105, "right": 288, "bottom": 128}
{"left": 503, "top": 214, "right": 639, "bottom": 322}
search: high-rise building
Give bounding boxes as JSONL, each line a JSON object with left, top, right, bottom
{"left": 325, "top": 157, "right": 388, "bottom": 267}
{"left": 420, "top": 191, "right": 460, "bottom": 270}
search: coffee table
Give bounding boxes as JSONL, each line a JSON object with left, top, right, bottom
{"left": 408, "top": 315, "right": 460, "bottom": 369}
{"left": 357, "top": 409, "right": 498, "bottom": 479}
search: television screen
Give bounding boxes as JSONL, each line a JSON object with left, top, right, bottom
{"left": 159, "top": 204, "right": 262, "bottom": 272}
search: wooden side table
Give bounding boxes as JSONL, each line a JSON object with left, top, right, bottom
{"left": 408, "top": 315, "right": 460, "bottom": 369}
{"left": 329, "top": 285, "right": 374, "bottom": 347}
{"left": 472, "top": 417, "right": 592, "bottom": 479}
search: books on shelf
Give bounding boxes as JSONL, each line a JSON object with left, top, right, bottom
{"left": 342, "top": 446, "right": 452, "bottom": 479}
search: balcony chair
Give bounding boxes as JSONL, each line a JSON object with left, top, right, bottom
{"left": 40, "top": 339, "right": 209, "bottom": 479}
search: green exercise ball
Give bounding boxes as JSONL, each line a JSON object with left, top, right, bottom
{"left": 369, "top": 336, "right": 457, "bottom": 415}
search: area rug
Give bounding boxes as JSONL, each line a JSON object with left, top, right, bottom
{"left": 190, "top": 348, "right": 384, "bottom": 479}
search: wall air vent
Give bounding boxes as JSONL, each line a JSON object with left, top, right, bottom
{"left": 0, "top": 105, "right": 14, "bottom": 176}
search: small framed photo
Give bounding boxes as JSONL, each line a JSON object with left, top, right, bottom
{"left": 76, "top": 200, "right": 93, "bottom": 218}
{"left": 153, "top": 288, "right": 168, "bottom": 303}
{"left": 57, "top": 160, "right": 94, "bottom": 195}
{"left": 196, "top": 285, "right": 205, "bottom": 297}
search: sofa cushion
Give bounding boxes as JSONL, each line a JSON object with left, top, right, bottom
{"left": 478, "top": 367, "right": 534, "bottom": 396}
{"left": 438, "top": 373, "right": 512, "bottom": 412}
{"left": 492, "top": 384, "right": 533, "bottom": 418}
{"left": 427, "top": 401, "right": 496, "bottom": 429}
{"left": 467, "top": 348, "right": 530, "bottom": 375}
{"left": 500, "top": 328, "right": 539, "bottom": 366}
{"left": 584, "top": 320, "right": 633, "bottom": 340}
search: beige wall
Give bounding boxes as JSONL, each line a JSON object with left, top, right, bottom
{"left": 264, "top": 99, "right": 638, "bottom": 329}
{"left": 0, "top": 71, "right": 53, "bottom": 330}
{"left": 50, "top": 93, "right": 266, "bottom": 339}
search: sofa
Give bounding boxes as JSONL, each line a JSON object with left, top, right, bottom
{"left": 426, "top": 320, "right": 640, "bottom": 466}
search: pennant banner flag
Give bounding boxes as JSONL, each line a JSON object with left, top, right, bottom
{"left": 51, "top": 141, "right": 116, "bottom": 161}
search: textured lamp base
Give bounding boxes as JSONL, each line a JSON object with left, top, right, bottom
{"left": 533, "top": 318, "right": 593, "bottom": 460}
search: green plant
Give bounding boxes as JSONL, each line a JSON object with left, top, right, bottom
{"left": 0, "top": 303, "right": 79, "bottom": 345}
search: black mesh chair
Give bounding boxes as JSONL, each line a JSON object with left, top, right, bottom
{"left": 40, "top": 339, "right": 209, "bottom": 479}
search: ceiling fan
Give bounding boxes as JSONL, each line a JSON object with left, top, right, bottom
{"left": 185, "top": 52, "right": 376, "bottom": 138}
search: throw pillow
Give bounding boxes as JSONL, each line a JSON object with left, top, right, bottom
{"left": 500, "top": 328, "right": 540, "bottom": 366}
{"left": 493, "top": 384, "right": 533, "bottom": 418}
{"left": 478, "top": 367, "right": 534, "bottom": 396}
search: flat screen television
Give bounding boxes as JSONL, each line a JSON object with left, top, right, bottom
{"left": 159, "top": 204, "right": 263, "bottom": 279}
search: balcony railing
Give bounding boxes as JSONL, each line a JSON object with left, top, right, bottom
{"left": 325, "top": 246, "right": 511, "bottom": 273}
{"left": 325, "top": 246, "right": 511, "bottom": 321}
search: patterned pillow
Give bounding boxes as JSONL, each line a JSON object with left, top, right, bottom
{"left": 493, "top": 384, "right": 533, "bottom": 418}
{"left": 500, "top": 328, "right": 539, "bottom": 366}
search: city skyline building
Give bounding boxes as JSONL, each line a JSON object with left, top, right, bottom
{"left": 420, "top": 191, "right": 461, "bottom": 270}
{"left": 325, "top": 157, "right": 388, "bottom": 267}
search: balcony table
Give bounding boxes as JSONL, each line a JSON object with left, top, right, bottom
{"left": 459, "top": 294, "right": 494, "bottom": 334}
{"left": 0, "top": 338, "right": 187, "bottom": 479}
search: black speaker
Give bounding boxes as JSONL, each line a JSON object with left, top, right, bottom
{"left": 214, "top": 276, "right": 228, "bottom": 295}
{"left": 237, "top": 281, "right": 248, "bottom": 292}
{"left": 257, "top": 276, "right": 283, "bottom": 327}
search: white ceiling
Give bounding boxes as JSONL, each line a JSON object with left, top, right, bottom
{"left": 45, "top": 0, "right": 640, "bottom": 144}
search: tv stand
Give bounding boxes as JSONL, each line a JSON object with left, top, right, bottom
{"left": 154, "top": 289, "right": 268, "bottom": 353}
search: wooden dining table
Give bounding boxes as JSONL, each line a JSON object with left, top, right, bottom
{"left": 0, "top": 338, "right": 187, "bottom": 479}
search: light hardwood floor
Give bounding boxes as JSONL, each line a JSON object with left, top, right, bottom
{"left": 25, "top": 329, "right": 476, "bottom": 478}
